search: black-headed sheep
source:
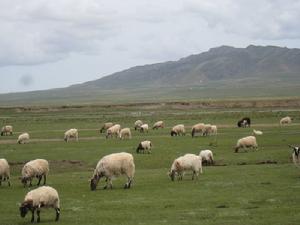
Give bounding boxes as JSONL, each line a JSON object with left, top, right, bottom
{"left": 21, "top": 159, "right": 49, "bottom": 187}
{"left": 136, "top": 140, "right": 152, "bottom": 154}
{"left": 1, "top": 125, "right": 13, "bottom": 136}
{"left": 235, "top": 136, "right": 258, "bottom": 153}
{"left": 64, "top": 128, "right": 78, "bottom": 142}
{"left": 100, "top": 122, "right": 114, "bottom": 133}
{"left": 171, "top": 124, "right": 185, "bottom": 136}
{"left": 17, "top": 133, "right": 30, "bottom": 144}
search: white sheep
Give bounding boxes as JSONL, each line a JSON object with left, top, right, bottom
{"left": 106, "top": 124, "right": 121, "bottom": 139}
{"left": 134, "top": 120, "right": 143, "bottom": 130}
{"left": 235, "top": 136, "right": 258, "bottom": 153}
{"left": 21, "top": 159, "right": 49, "bottom": 187}
{"left": 140, "top": 124, "right": 149, "bottom": 133}
{"left": 64, "top": 128, "right": 78, "bottom": 142}
{"left": 169, "top": 154, "right": 203, "bottom": 181}
{"left": 288, "top": 145, "right": 300, "bottom": 166}
{"left": 253, "top": 129, "right": 263, "bottom": 136}
{"left": 171, "top": 124, "right": 185, "bottom": 136}
{"left": 119, "top": 128, "right": 132, "bottom": 139}
{"left": 90, "top": 152, "right": 135, "bottom": 190}
{"left": 199, "top": 150, "right": 214, "bottom": 166}
{"left": 152, "top": 121, "right": 164, "bottom": 129}
{"left": 0, "top": 158, "right": 11, "bottom": 186}
{"left": 17, "top": 132, "right": 30, "bottom": 144}
{"left": 136, "top": 140, "right": 152, "bottom": 154}
{"left": 280, "top": 116, "right": 292, "bottom": 125}
{"left": 191, "top": 123, "right": 205, "bottom": 137}
{"left": 19, "top": 186, "right": 60, "bottom": 223}
{"left": 100, "top": 122, "right": 114, "bottom": 133}
{"left": 202, "top": 124, "right": 212, "bottom": 136}
{"left": 1, "top": 125, "right": 13, "bottom": 136}
{"left": 210, "top": 125, "right": 218, "bottom": 135}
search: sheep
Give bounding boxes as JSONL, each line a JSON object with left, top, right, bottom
{"left": 19, "top": 186, "right": 60, "bottom": 223}
{"left": 168, "top": 154, "right": 203, "bottom": 181}
{"left": 191, "top": 123, "right": 205, "bottom": 137}
{"left": 152, "top": 121, "right": 164, "bottom": 130}
{"left": 235, "top": 136, "right": 258, "bottom": 153}
{"left": 64, "top": 128, "right": 78, "bottom": 142}
{"left": 210, "top": 125, "right": 218, "bottom": 135}
{"left": 106, "top": 124, "right": 121, "bottom": 139}
{"left": 119, "top": 128, "right": 132, "bottom": 139}
{"left": 136, "top": 140, "right": 152, "bottom": 154}
{"left": 1, "top": 125, "right": 13, "bottom": 136}
{"left": 202, "top": 124, "right": 212, "bottom": 136}
{"left": 21, "top": 159, "right": 49, "bottom": 187}
{"left": 237, "top": 117, "right": 251, "bottom": 128}
{"left": 134, "top": 120, "right": 143, "bottom": 130}
{"left": 90, "top": 152, "right": 135, "bottom": 190}
{"left": 171, "top": 124, "right": 185, "bottom": 136}
{"left": 199, "top": 150, "right": 214, "bottom": 166}
{"left": 140, "top": 124, "right": 149, "bottom": 133}
{"left": 0, "top": 158, "right": 11, "bottom": 186}
{"left": 253, "top": 129, "right": 263, "bottom": 136}
{"left": 288, "top": 145, "right": 300, "bottom": 166}
{"left": 280, "top": 116, "right": 292, "bottom": 125}
{"left": 99, "top": 122, "right": 114, "bottom": 133}
{"left": 17, "top": 132, "right": 30, "bottom": 144}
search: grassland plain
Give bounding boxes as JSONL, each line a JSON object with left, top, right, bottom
{"left": 0, "top": 103, "right": 300, "bottom": 225}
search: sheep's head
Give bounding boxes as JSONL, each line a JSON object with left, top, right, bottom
{"left": 19, "top": 200, "right": 33, "bottom": 218}
{"left": 90, "top": 174, "right": 100, "bottom": 191}
{"left": 170, "top": 131, "right": 177, "bottom": 136}
{"left": 20, "top": 176, "right": 28, "bottom": 186}
{"left": 169, "top": 170, "right": 176, "bottom": 181}
{"left": 0, "top": 131, "right": 3, "bottom": 136}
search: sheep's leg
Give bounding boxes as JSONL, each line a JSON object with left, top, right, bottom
{"left": 108, "top": 179, "right": 113, "bottom": 189}
{"left": 7, "top": 177, "right": 10, "bottom": 186}
{"left": 124, "top": 177, "right": 132, "bottom": 189}
{"left": 29, "top": 178, "right": 33, "bottom": 187}
{"left": 31, "top": 209, "right": 35, "bottom": 223}
{"left": 37, "top": 176, "right": 42, "bottom": 186}
{"left": 43, "top": 174, "right": 47, "bottom": 185}
{"left": 37, "top": 209, "right": 41, "bottom": 223}
{"left": 55, "top": 208, "right": 60, "bottom": 221}
{"left": 0, "top": 176, "right": 2, "bottom": 186}
{"left": 192, "top": 171, "right": 196, "bottom": 180}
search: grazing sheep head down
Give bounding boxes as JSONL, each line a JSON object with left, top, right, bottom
{"left": 90, "top": 174, "right": 101, "bottom": 191}
{"left": 170, "top": 131, "right": 177, "bottom": 136}
{"left": 169, "top": 170, "right": 176, "bottom": 181}
{"left": 19, "top": 200, "right": 33, "bottom": 218}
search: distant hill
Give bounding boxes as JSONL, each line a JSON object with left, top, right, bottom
{"left": 1, "top": 45, "right": 300, "bottom": 106}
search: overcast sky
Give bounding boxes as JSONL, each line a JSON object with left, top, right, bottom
{"left": 1, "top": 0, "right": 300, "bottom": 93}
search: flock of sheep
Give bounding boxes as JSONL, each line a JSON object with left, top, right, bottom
{"left": 0, "top": 115, "right": 297, "bottom": 223}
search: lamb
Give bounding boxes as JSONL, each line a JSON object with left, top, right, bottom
{"left": 199, "top": 150, "right": 214, "bottom": 166}
{"left": 253, "top": 129, "right": 263, "bottom": 136}
{"left": 140, "top": 124, "right": 149, "bottom": 133}
{"left": 1, "top": 125, "right": 13, "bottom": 136}
{"left": 119, "top": 128, "right": 132, "bottom": 139}
{"left": 90, "top": 152, "right": 135, "bottom": 190}
{"left": 288, "top": 145, "right": 300, "bottom": 166}
{"left": 0, "top": 158, "right": 11, "bottom": 186}
{"left": 191, "top": 123, "right": 205, "bottom": 137}
{"left": 235, "top": 136, "right": 258, "bottom": 153}
{"left": 152, "top": 121, "right": 164, "bottom": 129}
{"left": 237, "top": 117, "right": 251, "bottom": 128}
{"left": 106, "top": 124, "right": 121, "bottom": 139}
{"left": 64, "top": 128, "right": 78, "bottom": 142}
{"left": 136, "top": 140, "right": 152, "bottom": 154}
{"left": 17, "top": 132, "right": 30, "bottom": 144}
{"left": 21, "top": 159, "right": 49, "bottom": 187}
{"left": 169, "top": 154, "right": 203, "bottom": 181}
{"left": 99, "top": 122, "right": 114, "bottom": 133}
{"left": 134, "top": 120, "right": 143, "bottom": 130}
{"left": 280, "top": 116, "right": 292, "bottom": 125}
{"left": 19, "top": 186, "right": 60, "bottom": 223}
{"left": 171, "top": 124, "right": 185, "bottom": 136}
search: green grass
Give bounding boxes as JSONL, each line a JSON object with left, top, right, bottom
{"left": 0, "top": 105, "right": 300, "bottom": 225}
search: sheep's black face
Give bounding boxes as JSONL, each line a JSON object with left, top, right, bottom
{"left": 90, "top": 176, "right": 100, "bottom": 191}
{"left": 294, "top": 147, "right": 300, "bottom": 157}
{"left": 170, "top": 131, "right": 177, "bottom": 136}
{"left": 169, "top": 171, "right": 176, "bottom": 181}
{"left": 19, "top": 205, "right": 29, "bottom": 217}
{"left": 0, "top": 132, "right": 3, "bottom": 136}
{"left": 21, "top": 177, "right": 27, "bottom": 186}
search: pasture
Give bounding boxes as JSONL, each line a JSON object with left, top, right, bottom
{"left": 0, "top": 103, "right": 300, "bottom": 225}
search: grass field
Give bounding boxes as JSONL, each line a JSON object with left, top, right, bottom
{"left": 0, "top": 104, "right": 300, "bottom": 225}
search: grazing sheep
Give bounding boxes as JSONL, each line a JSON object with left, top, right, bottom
{"left": 17, "top": 133, "right": 30, "bottom": 144}
{"left": 0, "top": 158, "right": 11, "bottom": 186}
{"left": 288, "top": 145, "right": 300, "bottom": 166}
{"left": 1, "top": 125, "right": 13, "bottom": 136}
{"left": 19, "top": 186, "right": 60, "bottom": 223}
{"left": 152, "top": 121, "right": 164, "bottom": 129}
{"left": 90, "top": 152, "right": 135, "bottom": 190}
{"left": 119, "top": 128, "right": 132, "bottom": 139}
{"left": 136, "top": 140, "right": 152, "bottom": 154}
{"left": 280, "top": 116, "right": 292, "bottom": 125}
{"left": 191, "top": 123, "right": 205, "bottom": 137}
{"left": 202, "top": 124, "right": 212, "bottom": 136}
{"left": 106, "top": 124, "right": 121, "bottom": 139}
{"left": 171, "top": 124, "right": 185, "bottom": 136}
{"left": 235, "top": 136, "right": 258, "bottom": 153}
{"left": 140, "top": 124, "right": 149, "bottom": 133}
{"left": 64, "top": 128, "right": 78, "bottom": 142}
{"left": 253, "top": 129, "right": 263, "bottom": 136}
{"left": 199, "top": 150, "right": 214, "bottom": 166}
{"left": 21, "top": 159, "right": 49, "bottom": 187}
{"left": 237, "top": 117, "right": 251, "bottom": 128}
{"left": 169, "top": 154, "right": 203, "bottom": 181}
{"left": 99, "top": 122, "right": 114, "bottom": 133}
{"left": 134, "top": 120, "right": 143, "bottom": 130}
